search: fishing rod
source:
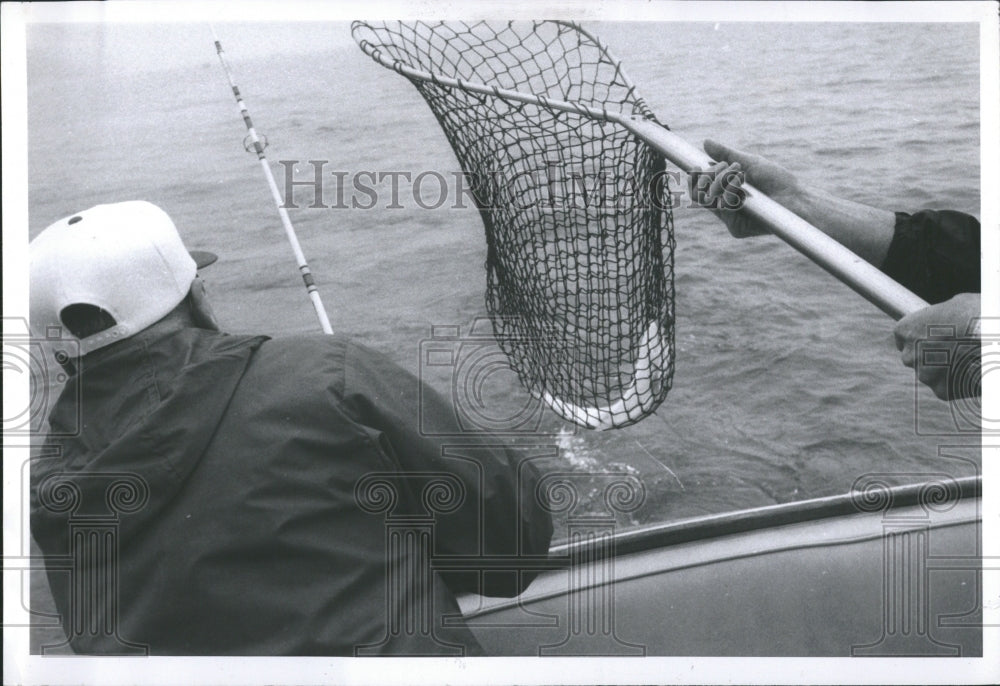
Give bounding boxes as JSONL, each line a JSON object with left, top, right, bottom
{"left": 210, "top": 25, "right": 334, "bottom": 334}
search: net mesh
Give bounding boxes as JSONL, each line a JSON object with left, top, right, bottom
{"left": 353, "top": 21, "right": 675, "bottom": 429}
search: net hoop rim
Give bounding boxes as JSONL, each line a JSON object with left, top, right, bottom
{"left": 351, "top": 20, "right": 676, "bottom": 429}
{"left": 351, "top": 20, "right": 660, "bottom": 125}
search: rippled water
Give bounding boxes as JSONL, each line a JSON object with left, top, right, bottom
{"left": 27, "top": 21, "right": 981, "bottom": 535}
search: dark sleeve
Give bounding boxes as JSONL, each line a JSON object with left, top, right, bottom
{"left": 880, "top": 209, "right": 980, "bottom": 304}
{"left": 340, "top": 340, "right": 553, "bottom": 597}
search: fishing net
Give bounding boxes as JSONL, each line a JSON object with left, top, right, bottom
{"left": 353, "top": 21, "right": 675, "bottom": 429}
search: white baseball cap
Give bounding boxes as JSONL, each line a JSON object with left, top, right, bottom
{"left": 30, "top": 201, "right": 217, "bottom": 355}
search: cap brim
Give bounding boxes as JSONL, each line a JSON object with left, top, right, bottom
{"left": 189, "top": 250, "right": 218, "bottom": 269}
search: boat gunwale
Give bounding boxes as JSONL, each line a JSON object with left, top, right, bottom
{"left": 550, "top": 473, "right": 982, "bottom": 560}
{"left": 455, "top": 475, "right": 982, "bottom": 620}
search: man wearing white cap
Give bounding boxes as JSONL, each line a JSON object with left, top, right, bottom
{"left": 30, "top": 201, "right": 553, "bottom": 655}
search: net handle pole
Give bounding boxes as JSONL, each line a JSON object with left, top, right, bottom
{"left": 210, "top": 25, "right": 334, "bottom": 335}
{"left": 358, "top": 39, "right": 927, "bottom": 320}
{"left": 622, "top": 118, "right": 929, "bottom": 321}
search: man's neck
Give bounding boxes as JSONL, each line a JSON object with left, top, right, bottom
{"left": 79, "top": 307, "right": 202, "bottom": 368}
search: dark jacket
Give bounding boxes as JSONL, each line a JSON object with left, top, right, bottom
{"left": 882, "top": 209, "right": 981, "bottom": 304}
{"left": 32, "top": 326, "right": 553, "bottom": 655}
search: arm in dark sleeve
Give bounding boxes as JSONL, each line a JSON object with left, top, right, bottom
{"left": 880, "top": 210, "right": 980, "bottom": 304}
{"left": 340, "top": 340, "right": 553, "bottom": 597}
